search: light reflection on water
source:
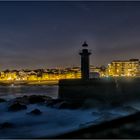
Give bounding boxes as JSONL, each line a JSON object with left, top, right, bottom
{"left": 0, "top": 85, "right": 58, "bottom": 100}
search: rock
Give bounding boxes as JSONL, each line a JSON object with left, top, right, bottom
{"left": 13, "top": 95, "right": 29, "bottom": 104}
{"left": 0, "top": 98, "right": 6, "bottom": 103}
{"left": 1, "top": 122, "right": 13, "bottom": 129}
{"left": 28, "top": 109, "right": 42, "bottom": 115}
{"left": 8, "top": 102, "right": 27, "bottom": 111}
{"left": 46, "top": 99, "right": 82, "bottom": 109}
{"left": 46, "top": 99, "right": 63, "bottom": 107}
{"left": 11, "top": 95, "right": 52, "bottom": 105}
{"left": 28, "top": 95, "right": 52, "bottom": 104}
{"left": 58, "top": 101, "right": 82, "bottom": 109}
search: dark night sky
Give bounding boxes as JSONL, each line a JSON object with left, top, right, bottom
{"left": 0, "top": 1, "right": 140, "bottom": 70}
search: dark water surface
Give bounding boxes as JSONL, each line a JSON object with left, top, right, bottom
{"left": 0, "top": 85, "right": 58, "bottom": 100}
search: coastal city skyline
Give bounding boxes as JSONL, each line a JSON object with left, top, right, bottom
{"left": 0, "top": 58, "right": 139, "bottom": 82}
{"left": 0, "top": 1, "right": 140, "bottom": 70}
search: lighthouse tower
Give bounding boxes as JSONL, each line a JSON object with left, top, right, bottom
{"left": 79, "top": 41, "right": 91, "bottom": 80}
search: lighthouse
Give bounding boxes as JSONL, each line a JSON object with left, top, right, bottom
{"left": 79, "top": 41, "right": 91, "bottom": 80}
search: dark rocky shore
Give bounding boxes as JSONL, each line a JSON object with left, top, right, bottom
{"left": 6, "top": 95, "right": 84, "bottom": 111}
{"left": 1, "top": 95, "right": 140, "bottom": 139}
{"left": 51, "top": 111, "right": 140, "bottom": 139}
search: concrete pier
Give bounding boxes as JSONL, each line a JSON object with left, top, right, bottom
{"left": 58, "top": 77, "right": 140, "bottom": 104}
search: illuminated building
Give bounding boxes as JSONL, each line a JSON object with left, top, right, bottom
{"left": 27, "top": 74, "right": 38, "bottom": 81}
{"left": 107, "top": 59, "right": 140, "bottom": 77}
{"left": 90, "top": 65, "right": 106, "bottom": 77}
{"left": 42, "top": 73, "right": 49, "bottom": 80}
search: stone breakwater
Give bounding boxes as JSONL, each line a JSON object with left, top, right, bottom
{"left": 59, "top": 77, "right": 140, "bottom": 104}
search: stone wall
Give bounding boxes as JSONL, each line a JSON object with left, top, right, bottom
{"left": 58, "top": 77, "right": 140, "bottom": 104}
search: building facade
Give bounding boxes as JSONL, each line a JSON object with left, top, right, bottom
{"left": 107, "top": 59, "right": 140, "bottom": 77}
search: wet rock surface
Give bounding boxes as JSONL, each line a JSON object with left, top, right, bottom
{"left": 28, "top": 109, "right": 42, "bottom": 115}
{"left": 12, "top": 95, "right": 29, "bottom": 104}
{"left": 28, "top": 95, "right": 51, "bottom": 104}
{"left": 11, "top": 95, "right": 52, "bottom": 105}
{"left": 46, "top": 99, "right": 82, "bottom": 109}
{"left": 58, "top": 101, "right": 82, "bottom": 109}
{"left": 8, "top": 102, "right": 27, "bottom": 111}
{"left": 0, "top": 98, "right": 6, "bottom": 103}
{"left": 46, "top": 99, "right": 63, "bottom": 106}
{"left": 0, "top": 122, "right": 14, "bottom": 129}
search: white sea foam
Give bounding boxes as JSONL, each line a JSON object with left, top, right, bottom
{"left": 0, "top": 102, "right": 136, "bottom": 138}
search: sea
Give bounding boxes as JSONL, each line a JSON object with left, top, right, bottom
{"left": 0, "top": 85, "right": 58, "bottom": 100}
{"left": 0, "top": 85, "right": 140, "bottom": 138}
